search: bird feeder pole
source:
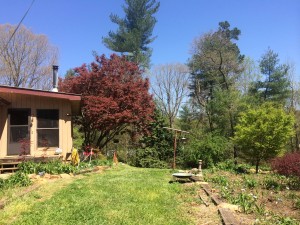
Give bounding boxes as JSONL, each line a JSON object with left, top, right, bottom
{"left": 163, "top": 127, "right": 189, "bottom": 169}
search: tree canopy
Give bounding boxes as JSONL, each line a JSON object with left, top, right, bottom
{"left": 102, "top": 0, "right": 160, "bottom": 69}
{"left": 249, "top": 48, "right": 290, "bottom": 105}
{"left": 151, "top": 63, "right": 189, "bottom": 128}
{"left": 233, "top": 103, "right": 294, "bottom": 173}
{"left": 59, "top": 54, "right": 155, "bottom": 148}
{"left": 188, "top": 21, "right": 244, "bottom": 154}
{"left": 0, "top": 24, "right": 58, "bottom": 90}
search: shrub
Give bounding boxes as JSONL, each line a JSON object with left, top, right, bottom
{"left": 294, "top": 198, "right": 300, "bottom": 210}
{"left": 183, "top": 132, "right": 232, "bottom": 168}
{"left": 139, "top": 157, "right": 168, "bottom": 169}
{"left": 216, "top": 159, "right": 236, "bottom": 171}
{"left": 210, "top": 175, "right": 229, "bottom": 186}
{"left": 7, "top": 171, "right": 32, "bottom": 187}
{"left": 90, "top": 159, "right": 112, "bottom": 167}
{"left": 234, "top": 164, "right": 250, "bottom": 174}
{"left": 243, "top": 176, "right": 257, "bottom": 189}
{"left": 19, "top": 160, "right": 78, "bottom": 175}
{"left": 271, "top": 152, "right": 300, "bottom": 178}
{"left": 18, "top": 161, "right": 37, "bottom": 174}
{"left": 134, "top": 147, "right": 169, "bottom": 169}
{"left": 262, "top": 176, "right": 281, "bottom": 190}
{"left": 286, "top": 176, "right": 300, "bottom": 190}
{"left": 233, "top": 193, "right": 256, "bottom": 214}
{"left": 0, "top": 178, "right": 5, "bottom": 189}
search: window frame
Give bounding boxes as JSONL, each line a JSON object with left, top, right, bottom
{"left": 36, "top": 109, "right": 59, "bottom": 148}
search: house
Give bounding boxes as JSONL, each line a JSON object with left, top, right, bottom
{"left": 0, "top": 66, "right": 81, "bottom": 161}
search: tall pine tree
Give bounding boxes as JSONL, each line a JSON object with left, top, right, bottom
{"left": 103, "top": 0, "right": 160, "bottom": 69}
{"left": 250, "top": 48, "right": 290, "bottom": 105}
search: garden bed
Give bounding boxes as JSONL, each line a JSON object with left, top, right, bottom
{"left": 203, "top": 168, "right": 300, "bottom": 224}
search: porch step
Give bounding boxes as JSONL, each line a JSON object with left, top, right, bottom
{"left": 0, "top": 162, "right": 20, "bottom": 174}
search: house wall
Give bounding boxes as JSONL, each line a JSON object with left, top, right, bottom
{"left": 0, "top": 93, "right": 73, "bottom": 159}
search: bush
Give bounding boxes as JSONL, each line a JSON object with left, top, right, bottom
{"left": 243, "top": 176, "right": 257, "bottom": 189}
{"left": 6, "top": 171, "right": 32, "bottom": 187}
{"left": 271, "top": 152, "right": 300, "bottom": 177}
{"left": 89, "top": 159, "right": 112, "bottom": 167}
{"left": 234, "top": 164, "right": 250, "bottom": 174}
{"left": 0, "top": 178, "right": 5, "bottom": 189}
{"left": 139, "top": 157, "right": 168, "bottom": 169}
{"left": 216, "top": 159, "right": 236, "bottom": 171}
{"left": 262, "top": 176, "right": 281, "bottom": 191}
{"left": 18, "top": 160, "right": 78, "bottom": 175}
{"left": 134, "top": 147, "right": 169, "bottom": 169}
{"left": 183, "top": 132, "right": 232, "bottom": 168}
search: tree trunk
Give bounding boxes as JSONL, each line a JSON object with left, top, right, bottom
{"left": 255, "top": 159, "right": 260, "bottom": 174}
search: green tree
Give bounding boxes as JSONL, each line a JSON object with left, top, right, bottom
{"left": 188, "top": 21, "right": 244, "bottom": 159}
{"left": 183, "top": 130, "right": 232, "bottom": 168}
{"left": 250, "top": 48, "right": 290, "bottom": 105}
{"left": 102, "top": 0, "right": 160, "bottom": 69}
{"left": 136, "top": 109, "right": 173, "bottom": 168}
{"left": 233, "top": 103, "right": 294, "bottom": 173}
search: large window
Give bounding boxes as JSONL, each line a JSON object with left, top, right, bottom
{"left": 9, "top": 109, "right": 30, "bottom": 143}
{"left": 37, "top": 109, "right": 59, "bottom": 147}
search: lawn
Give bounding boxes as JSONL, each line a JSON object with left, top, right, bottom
{"left": 0, "top": 165, "right": 195, "bottom": 225}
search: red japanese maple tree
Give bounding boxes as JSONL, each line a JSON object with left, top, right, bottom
{"left": 59, "top": 54, "right": 155, "bottom": 148}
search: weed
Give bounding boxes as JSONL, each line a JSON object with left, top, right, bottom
{"left": 220, "top": 186, "right": 233, "bottom": 201}
{"left": 234, "top": 163, "right": 250, "bottom": 174}
{"left": 262, "top": 176, "right": 281, "bottom": 191}
{"left": 234, "top": 192, "right": 256, "bottom": 213}
{"left": 210, "top": 175, "right": 228, "bottom": 186}
{"left": 0, "top": 178, "right": 5, "bottom": 189}
{"left": 19, "top": 160, "right": 79, "bottom": 175}
{"left": 216, "top": 159, "right": 235, "bottom": 171}
{"left": 18, "top": 161, "right": 37, "bottom": 174}
{"left": 286, "top": 176, "right": 300, "bottom": 190}
{"left": 294, "top": 198, "right": 300, "bottom": 209}
{"left": 6, "top": 171, "right": 32, "bottom": 187}
{"left": 243, "top": 176, "right": 257, "bottom": 189}
{"left": 254, "top": 202, "right": 266, "bottom": 215}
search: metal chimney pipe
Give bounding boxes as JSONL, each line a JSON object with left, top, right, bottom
{"left": 52, "top": 65, "right": 59, "bottom": 92}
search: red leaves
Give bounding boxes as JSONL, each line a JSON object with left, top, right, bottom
{"left": 271, "top": 152, "right": 300, "bottom": 178}
{"left": 59, "top": 54, "right": 154, "bottom": 143}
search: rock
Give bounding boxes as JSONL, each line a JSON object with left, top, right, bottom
{"left": 190, "top": 168, "right": 199, "bottom": 174}
{"left": 0, "top": 174, "right": 10, "bottom": 179}
{"left": 28, "top": 174, "right": 37, "bottom": 179}
{"left": 60, "top": 173, "right": 71, "bottom": 179}
{"left": 218, "top": 202, "right": 240, "bottom": 212}
{"left": 44, "top": 173, "right": 51, "bottom": 179}
{"left": 249, "top": 168, "right": 256, "bottom": 173}
{"left": 198, "top": 181, "right": 209, "bottom": 185}
{"left": 50, "top": 175, "right": 61, "bottom": 179}
{"left": 260, "top": 170, "right": 271, "bottom": 174}
{"left": 190, "top": 174, "right": 203, "bottom": 182}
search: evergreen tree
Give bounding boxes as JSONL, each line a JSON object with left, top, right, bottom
{"left": 250, "top": 48, "right": 290, "bottom": 105}
{"left": 103, "top": 0, "right": 160, "bottom": 69}
{"left": 188, "top": 21, "right": 244, "bottom": 159}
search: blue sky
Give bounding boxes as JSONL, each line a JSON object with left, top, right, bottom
{"left": 1, "top": 0, "right": 299, "bottom": 78}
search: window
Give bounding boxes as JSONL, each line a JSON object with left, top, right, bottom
{"left": 37, "top": 109, "right": 59, "bottom": 147}
{"left": 8, "top": 109, "right": 30, "bottom": 143}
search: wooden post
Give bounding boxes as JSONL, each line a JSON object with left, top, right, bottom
{"left": 173, "top": 131, "right": 177, "bottom": 169}
{"left": 163, "top": 127, "right": 189, "bottom": 170}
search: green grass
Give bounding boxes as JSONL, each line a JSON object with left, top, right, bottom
{"left": 0, "top": 165, "right": 193, "bottom": 225}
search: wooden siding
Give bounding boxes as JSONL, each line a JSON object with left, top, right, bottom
{"left": 0, "top": 92, "right": 73, "bottom": 159}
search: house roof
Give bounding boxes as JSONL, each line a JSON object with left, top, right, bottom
{"left": 0, "top": 85, "right": 81, "bottom": 115}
